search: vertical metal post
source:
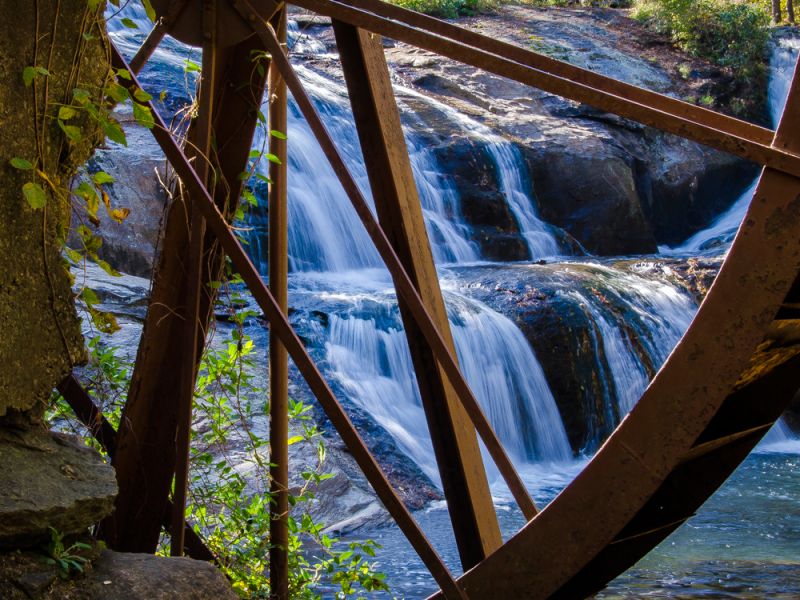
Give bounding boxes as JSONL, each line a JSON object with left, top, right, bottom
{"left": 268, "top": 8, "right": 290, "bottom": 599}
{"left": 171, "top": 0, "right": 217, "bottom": 557}
{"left": 333, "top": 22, "right": 502, "bottom": 568}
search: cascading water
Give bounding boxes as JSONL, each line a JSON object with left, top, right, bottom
{"left": 565, "top": 264, "right": 695, "bottom": 416}
{"left": 666, "top": 36, "right": 800, "bottom": 254}
{"left": 323, "top": 288, "right": 572, "bottom": 484}
{"left": 246, "top": 65, "right": 480, "bottom": 273}
{"left": 397, "top": 86, "right": 564, "bottom": 260}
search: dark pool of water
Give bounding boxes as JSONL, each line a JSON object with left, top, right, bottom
{"left": 345, "top": 449, "right": 800, "bottom": 599}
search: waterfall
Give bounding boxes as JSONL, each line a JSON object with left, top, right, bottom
{"left": 756, "top": 419, "right": 800, "bottom": 453}
{"left": 245, "top": 65, "right": 480, "bottom": 273}
{"left": 666, "top": 35, "right": 799, "bottom": 254}
{"left": 323, "top": 286, "right": 572, "bottom": 484}
{"left": 104, "top": 6, "right": 744, "bottom": 495}
{"left": 398, "top": 87, "right": 563, "bottom": 260}
{"left": 485, "top": 141, "right": 563, "bottom": 259}
{"left": 566, "top": 265, "right": 695, "bottom": 417}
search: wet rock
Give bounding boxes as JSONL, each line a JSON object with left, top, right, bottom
{"left": 523, "top": 143, "right": 657, "bottom": 255}
{"left": 0, "top": 428, "right": 116, "bottom": 550}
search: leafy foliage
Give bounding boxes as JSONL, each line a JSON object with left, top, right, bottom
{"left": 632, "top": 0, "right": 770, "bottom": 114}
{"left": 49, "top": 324, "right": 389, "bottom": 599}
{"left": 41, "top": 528, "right": 92, "bottom": 579}
{"left": 391, "top": 0, "right": 497, "bottom": 18}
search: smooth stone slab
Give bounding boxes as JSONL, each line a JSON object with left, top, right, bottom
{"left": 0, "top": 428, "right": 117, "bottom": 549}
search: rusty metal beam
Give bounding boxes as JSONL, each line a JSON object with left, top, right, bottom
{"left": 109, "top": 43, "right": 467, "bottom": 600}
{"left": 104, "top": 33, "right": 269, "bottom": 554}
{"left": 129, "top": 22, "right": 167, "bottom": 75}
{"left": 286, "top": 0, "right": 800, "bottom": 179}
{"left": 232, "top": 0, "right": 537, "bottom": 521}
{"left": 334, "top": 21, "right": 502, "bottom": 568}
{"left": 342, "top": 0, "right": 774, "bottom": 146}
{"left": 267, "top": 8, "right": 290, "bottom": 600}
{"left": 130, "top": 0, "right": 190, "bottom": 74}
{"left": 170, "top": 1, "right": 218, "bottom": 557}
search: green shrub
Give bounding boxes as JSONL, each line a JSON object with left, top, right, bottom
{"left": 49, "top": 326, "right": 389, "bottom": 599}
{"left": 392, "top": 0, "right": 497, "bottom": 18}
{"left": 633, "top": 1, "right": 769, "bottom": 72}
{"left": 633, "top": 0, "right": 769, "bottom": 113}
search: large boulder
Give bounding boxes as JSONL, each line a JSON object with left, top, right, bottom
{"left": 0, "top": 428, "right": 117, "bottom": 550}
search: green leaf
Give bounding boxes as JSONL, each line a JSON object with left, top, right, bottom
{"left": 270, "top": 129, "right": 287, "bottom": 140}
{"left": 107, "top": 82, "right": 129, "bottom": 103}
{"left": 133, "top": 88, "right": 153, "bottom": 102}
{"left": 102, "top": 120, "right": 127, "bottom": 146}
{"left": 65, "top": 247, "right": 83, "bottom": 264}
{"left": 22, "top": 66, "right": 35, "bottom": 87}
{"left": 97, "top": 259, "right": 121, "bottom": 278}
{"left": 58, "top": 120, "right": 82, "bottom": 142}
{"left": 22, "top": 182, "right": 46, "bottom": 209}
{"left": 287, "top": 435, "right": 304, "bottom": 446}
{"left": 22, "top": 66, "right": 49, "bottom": 87}
{"left": 58, "top": 106, "right": 77, "bottom": 121}
{"left": 115, "top": 68, "right": 132, "bottom": 81}
{"left": 184, "top": 59, "right": 201, "bottom": 73}
{"left": 81, "top": 287, "right": 100, "bottom": 305}
{"left": 10, "top": 157, "right": 34, "bottom": 170}
{"left": 91, "top": 171, "right": 114, "bottom": 185}
{"left": 72, "top": 88, "right": 91, "bottom": 104}
{"left": 88, "top": 306, "right": 120, "bottom": 334}
{"left": 265, "top": 153, "right": 282, "bottom": 165}
{"left": 141, "top": 0, "right": 156, "bottom": 21}
{"left": 133, "top": 102, "right": 154, "bottom": 129}
{"left": 87, "top": 0, "right": 101, "bottom": 10}
{"left": 120, "top": 17, "right": 139, "bottom": 29}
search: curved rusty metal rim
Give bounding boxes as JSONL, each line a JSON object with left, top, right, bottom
{"left": 430, "top": 166, "right": 800, "bottom": 596}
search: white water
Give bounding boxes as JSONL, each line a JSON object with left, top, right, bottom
{"left": 666, "top": 36, "right": 799, "bottom": 254}
{"left": 323, "top": 285, "right": 572, "bottom": 484}
{"left": 398, "top": 86, "right": 563, "bottom": 259}
{"left": 567, "top": 265, "right": 695, "bottom": 416}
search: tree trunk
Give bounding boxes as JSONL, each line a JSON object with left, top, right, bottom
{"left": 788, "top": 0, "right": 795, "bottom": 24}
{"left": 0, "top": 0, "right": 109, "bottom": 423}
{"left": 772, "top": 0, "right": 783, "bottom": 24}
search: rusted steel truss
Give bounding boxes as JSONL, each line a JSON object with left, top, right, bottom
{"left": 56, "top": 0, "right": 800, "bottom": 598}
